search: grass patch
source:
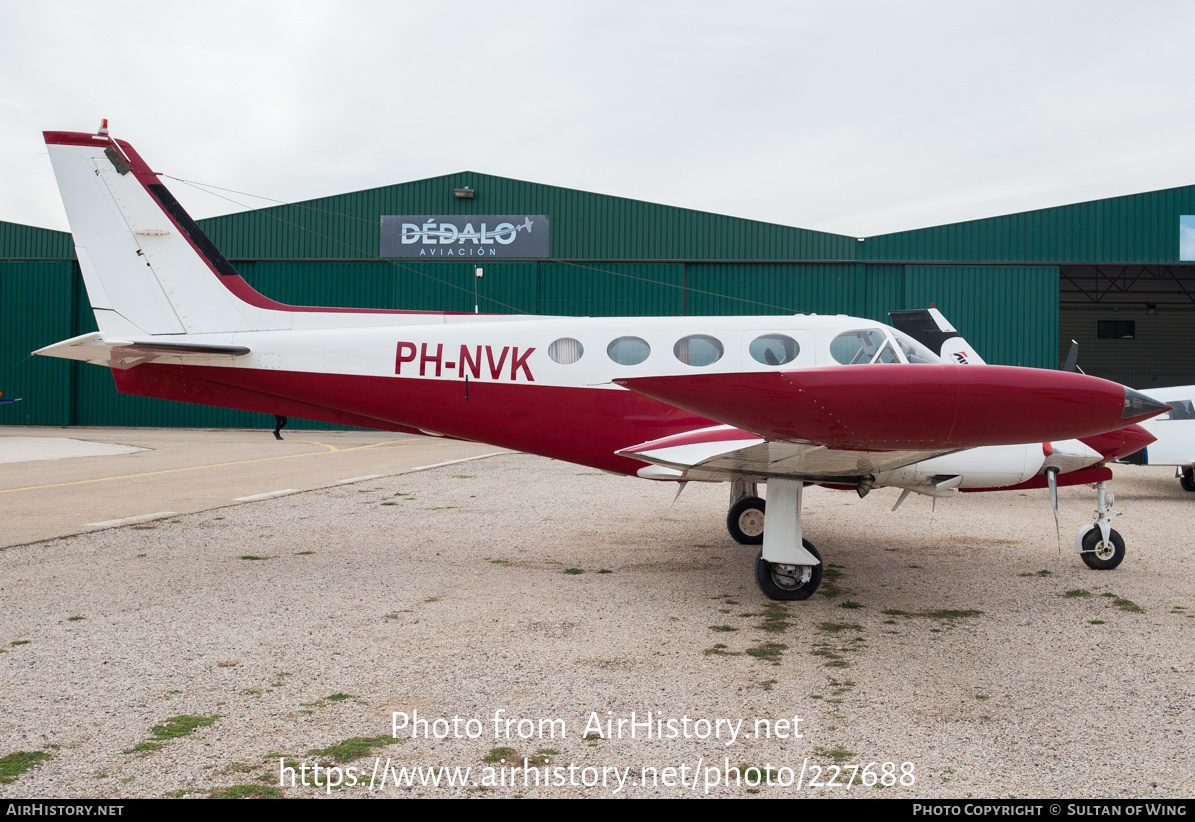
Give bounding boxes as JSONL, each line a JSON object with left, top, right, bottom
{"left": 307, "top": 735, "right": 391, "bottom": 763}
{"left": 489, "top": 559, "right": 509, "bottom": 564}
{"left": 1037, "top": 570, "right": 1053, "bottom": 576}
{"left": 598, "top": 569, "right": 612, "bottom": 574}
{"left": 526, "top": 749, "right": 557, "bottom": 765}
{"left": 1113, "top": 597, "right": 1143, "bottom": 612}
{"left": 11, "top": 640, "right": 30, "bottom": 647}
{"left": 0, "top": 751, "right": 52, "bottom": 784}
{"left": 754, "top": 603, "right": 790, "bottom": 633}
{"left": 709, "top": 625, "right": 737, "bottom": 632}
{"left": 746, "top": 642, "right": 786, "bottom": 659}
{"left": 325, "top": 693, "right": 354, "bottom": 702}
{"left": 1065, "top": 589, "right": 1091, "bottom": 598}
{"left": 483, "top": 747, "right": 518, "bottom": 763}
{"left": 123, "top": 742, "right": 162, "bottom": 753}
{"left": 208, "top": 784, "right": 282, "bottom": 799}
{"left": 817, "top": 746, "right": 855, "bottom": 764}
{"left": 741, "top": 764, "right": 775, "bottom": 783}
{"left": 240, "top": 555, "right": 269, "bottom": 561}
{"left": 838, "top": 601, "right": 864, "bottom": 610}
{"left": 886, "top": 608, "right": 982, "bottom": 619}
{"left": 704, "top": 644, "right": 735, "bottom": 656}
{"left": 563, "top": 568, "right": 584, "bottom": 575}
{"left": 67, "top": 615, "right": 85, "bottom": 621}
{"left": 150, "top": 715, "right": 219, "bottom": 742}
{"left": 818, "top": 567, "right": 844, "bottom": 598}
{"left": 1090, "top": 620, "right": 1106, "bottom": 625}
{"left": 819, "top": 622, "right": 862, "bottom": 633}
{"left": 123, "top": 714, "right": 219, "bottom": 754}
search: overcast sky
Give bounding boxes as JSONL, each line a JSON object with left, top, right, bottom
{"left": 5, "top": 0, "right": 1194, "bottom": 238}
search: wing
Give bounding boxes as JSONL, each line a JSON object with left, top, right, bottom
{"left": 614, "top": 365, "right": 1163, "bottom": 450}
{"left": 616, "top": 424, "right": 954, "bottom": 483}
{"left": 612, "top": 365, "right": 1167, "bottom": 484}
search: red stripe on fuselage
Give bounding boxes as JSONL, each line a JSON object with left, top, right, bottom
{"left": 114, "top": 364, "right": 711, "bottom": 475}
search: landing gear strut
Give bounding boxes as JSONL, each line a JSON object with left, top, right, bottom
{"left": 728, "top": 478, "right": 822, "bottom": 600}
{"left": 1075, "top": 480, "right": 1125, "bottom": 570}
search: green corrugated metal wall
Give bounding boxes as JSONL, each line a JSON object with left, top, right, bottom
{"left": 902, "top": 266, "right": 1059, "bottom": 367}
{"left": 862, "top": 185, "right": 1195, "bottom": 264}
{"left": 202, "top": 172, "right": 857, "bottom": 261}
{"left": 1, "top": 261, "right": 76, "bottom": 425}
{"left": 4, "top": 176, "right": 1176, "bottom": 428}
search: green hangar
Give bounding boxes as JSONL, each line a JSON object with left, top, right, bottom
{"left": 2, "top": 174, "right": 1193, "bottom": 429}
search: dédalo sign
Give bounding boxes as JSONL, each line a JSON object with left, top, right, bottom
{"left": 381, "top": 215, "right": 549, "bottom": 258}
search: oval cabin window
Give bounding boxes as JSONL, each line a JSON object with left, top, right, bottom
{"left": 548, "top": 337, "right": 584, "bottom": 365}
{"left": 607, "top": 336, "right": 651, "bottom": 366}
{"left": 673, "top": 334, "right": 724, "bottom": 367}
{"left": 749, "top": 334, "right": 799, "bottom": 366}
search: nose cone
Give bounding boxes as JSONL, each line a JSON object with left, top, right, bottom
{"left": 1122, "top": 387, "right": 1170, "bottom": 422}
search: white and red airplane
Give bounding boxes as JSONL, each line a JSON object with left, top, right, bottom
{"left": 33, "top": 124, "right": 1168, "bottom": 599}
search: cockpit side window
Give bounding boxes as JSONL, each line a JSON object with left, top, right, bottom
{"left": 831, "top": 329, "right": 890, "bottom": 365}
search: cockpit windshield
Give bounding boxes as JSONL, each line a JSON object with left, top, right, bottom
{"left": 830, "top": 327, "right": 941, "bottom": 366}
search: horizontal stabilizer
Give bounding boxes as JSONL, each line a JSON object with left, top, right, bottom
{"left": 34, "top": 332, "right": 250, "bottom": 370}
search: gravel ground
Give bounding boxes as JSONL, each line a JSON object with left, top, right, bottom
{"left": 1, "top": 456, "right": 1192, "bottom": 799}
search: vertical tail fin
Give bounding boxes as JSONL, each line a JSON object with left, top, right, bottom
{"left": 888, "top": 307, "right": 987, "bottom": 365}
{"left": 44, "top": 126, "right": 280, "bottom": 337}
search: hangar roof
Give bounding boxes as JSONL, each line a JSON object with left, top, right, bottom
{"left": 6, "top": 176, "right": 1195, "bottom": 265}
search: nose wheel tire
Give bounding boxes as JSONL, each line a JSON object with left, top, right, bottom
{"left": 754, "top": 541, "right": 823, "bottom": 601}
{"left": 1180, "top": 468, "right": 1195, "bottom": 493}
{"left": 728, "top": 497, "right": 766, "bottom": 545}
{"left": 1080, "top": 528, "right": 1125, "bottom": 570}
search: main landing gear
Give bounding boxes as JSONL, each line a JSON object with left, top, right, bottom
{"left": 1180, "top": 467, "right": 1195, "bottom": 493}
{"left": 728, "top": 479, "right": 822, "bottom": 601}
{"left": 1074, "top": 480, "right": 1126, "bottom": 570}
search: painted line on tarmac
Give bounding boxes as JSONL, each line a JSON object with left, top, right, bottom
{"left": 408, "top": 453, "right": 507, "bottom": 472}
{"left": 336, "top": 475, "right": 383, "bottom": 484}
{"left": 0, "top": 438, "right": 440, "bottom": 494}
{"left": 86, "top": 512, "right": 178, "bottom": 529}
{"left": 233, "top": 489, "right": 300, "bottom": 502}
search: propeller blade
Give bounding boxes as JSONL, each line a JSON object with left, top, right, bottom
{"left": 1047, "top": 467, "right": 1061, "bottom": 554}
{"left": 1063, "top": 341, "right": 1079, "bottom": 373}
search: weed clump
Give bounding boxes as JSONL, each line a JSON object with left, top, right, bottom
{"left": 307, "top": 735, "right": 391, "bottom": 763}
{"left": 0, "top": 751, "right": 52, "bottom": 784}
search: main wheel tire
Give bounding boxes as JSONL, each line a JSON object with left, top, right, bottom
{"left": 754, "top": 540, "right": 823, "bottom": 601}
{"left": 1180, "top": 468, "right": 1195, "bottom": 493}
{"left": 1080, "top": 527, "right": 1125, "bottom": 570}
{"left": 727, "top": 496, "right": 766, "bottom": 545}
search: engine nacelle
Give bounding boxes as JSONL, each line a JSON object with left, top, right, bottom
{"left": 875, "top": 443, "right": 1046, "bottom": 490}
